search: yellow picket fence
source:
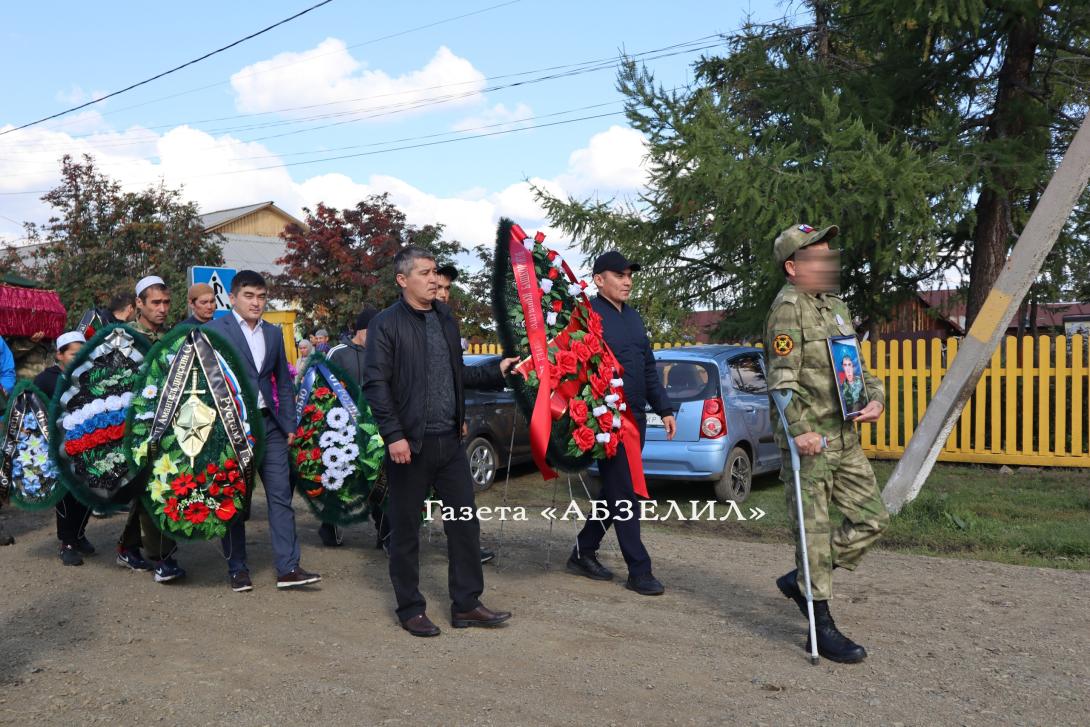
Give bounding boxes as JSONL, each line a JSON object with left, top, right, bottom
{"left": 469, "top": 335, "right": 1090, "bottom": 468}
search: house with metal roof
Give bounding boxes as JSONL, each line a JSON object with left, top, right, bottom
{"left": 198, "top": 201, "right": 303, "bottom": 276}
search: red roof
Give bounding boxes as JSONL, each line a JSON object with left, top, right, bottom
{"left": 918, "top": 289, "right": 1090, "bottom": 332}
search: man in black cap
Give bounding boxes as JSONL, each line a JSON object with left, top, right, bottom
{"left": 319, "top": 307, "right": 381, "bottom": 547}
{"left": 567, "top": 250, "right": 676, "bottom": 596}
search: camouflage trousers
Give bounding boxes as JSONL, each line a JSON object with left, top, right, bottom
{"left": 781, "top": 443, "right": 889, "bottom": 601}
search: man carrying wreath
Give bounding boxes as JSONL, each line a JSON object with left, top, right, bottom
{"left": 566, "top": 251, "right": 676, "bottom": 596}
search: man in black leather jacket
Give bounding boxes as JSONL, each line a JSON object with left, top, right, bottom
{"left": 364, "top": 246, "right": 518, "bottom": 637}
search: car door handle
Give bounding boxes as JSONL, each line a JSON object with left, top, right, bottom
{"left": 744, "top": 406, "right": 756, "bottom": 413}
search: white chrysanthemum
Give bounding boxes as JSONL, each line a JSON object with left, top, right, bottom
{"left": 341, "top": 442, "right": 360, "bottom": 461}
{"left": 319, "top": 430, "right": 343, "bottom": 449}
{"left": 322, "top": 447, "right": 348, "bottom": 469}
{"left": 326, "top": 407, "right": 351, "bottom": 430}
{"left": 321, "top": 470, "right": 346, "bottom": 491}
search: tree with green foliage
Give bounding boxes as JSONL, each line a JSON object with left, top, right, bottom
{"left": 270, "top": 194, "right": 463, "bottom": 333}
{"left": 538, "top": 1, "right": 1090, "bottom": 339}
{"left": 7, "top": 154, "right": 224, "bottom": 327}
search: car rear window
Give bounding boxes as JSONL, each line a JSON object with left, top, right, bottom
{"left": 655, "top": 360, "right": 720, "bottom": 405}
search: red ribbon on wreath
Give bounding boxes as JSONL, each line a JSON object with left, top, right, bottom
{"left": 507, "top": 224, "right": 648, "bottom": 497}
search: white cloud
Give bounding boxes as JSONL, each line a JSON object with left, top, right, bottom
{"left": 230, "top": 40, "right": 486, "bottom": 121}
{"left": 54, "top": 86, "right": 107, "bottom": 105}
{"left": 451, "top": 102, "right": 534, "bottom": 132}
{"left": 557, "top": 124, "right": 650, "bottom": 195}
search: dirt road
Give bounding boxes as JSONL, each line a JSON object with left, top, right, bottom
{"left": 0, "top": 474, "right": 1086, "bottom": 726}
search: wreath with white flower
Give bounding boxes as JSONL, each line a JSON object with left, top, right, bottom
{"left": 48, "top": 324, "right": 148, "bottom": 509}
{"left": 1, "top": 381, "right": 63, "bottom": 509}
{"left": 492, "top": 218, "right": 632, "bottom": 474}
{"left": 124, "top": 325, "right": 264, "bottom": 540}
{"left": 290, "top": 353, "right": 384, "bottom": 525}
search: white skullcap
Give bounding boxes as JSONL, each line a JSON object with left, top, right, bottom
{"left": 135, "top": 275, "right": 166, "bottom": 297}
{"left": 56, "top": 331, "right": 86, "bottom": 349}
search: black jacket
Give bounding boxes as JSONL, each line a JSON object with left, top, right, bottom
{"left": 33, "top": 364, "right": 62, "bottom": 399}
{"left": 590, "top": 295, "right": 673, "bottom": 421}
{"left": 327, "top": 341, "right": 367, "bottom": 388}
{"left": 364, "top": 297, "right": 501, "bottom": 453}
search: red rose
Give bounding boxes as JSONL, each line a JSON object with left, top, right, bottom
{"left": 548, "top": 267, "right": 559, "bottom": 280}
{"left": 590, "top": 373, "right": 609, "bottom": 399}
{"left": 587, "top": 311, "right": 604, "bottom": 336}
{"left": 224, "top": 459, "right": 237, "bottom": 470}
{"left": 215, "top": 500, "right": 237, "bottom": 521}
{"left": 568, "top": 398, "right": 589, "bottom": 424}
{"left": 164, "top": 497, "right": 180, "bottom": 521}
{"left": 572, "top": 341, "right": 592, "bottom": 363}
{"left": 551, "top": 299, "right": 563, "bottom": 313}
{"left": 206, "top": 463, "right": 218, "bottom": 474}
{"left": 597, "top": 411, "right": 615, "bottom": 432}
{"left": 554, "top": 350, "right": 578, "bottom": 377}
{"left": 195, "top": 472, "right": 206, "bottom": 485}
{"left": 184, "top": 502, "right": 210, "bottom": 524}
{"left": 311, "top": 410, "right": 324, "bottom": 422}
{"left": 304, "top": 404, "right": 316, "bottom": 415}
{"left": 604, "top": 434, "right": 619, "bottom": 457}
{"left": 295, "top": 427, "right": 305, "bottom": 438}
{"left": 235, "top": 481, "right": 248, "bottom": 496}
{"left": 228, "top": 469, "right": 241, "bottom": 483}
{"left": 572, "top": 425, "right": 596, "bottom": 452}
{"left": 583, "top": 333, "right": 602, "bottom": 355}
{"left": 310, "top": 448, "right": 321, "bottom": 460}
{"left": 209, "top": 484, "right": 221, "bottom": 497}
{"left": 296, "top": 451, "right": 306, "bottom": 464}
{"left": 547, "top": 249, "right": 558, "bottom": 261}
{"left": 214, "top": 471, "right": 227, "bottom": 482}
{"left": 314, "top": 387, "right": 332, "bottom": 398}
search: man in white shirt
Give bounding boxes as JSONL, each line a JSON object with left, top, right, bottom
{"left": 204, "top": 270, "right": 321, "bottom": 592}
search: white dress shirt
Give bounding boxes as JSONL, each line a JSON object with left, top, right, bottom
{"left": 233, "top": 310, "right": 267, "bottom": 408}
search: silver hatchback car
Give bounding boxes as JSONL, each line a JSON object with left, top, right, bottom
{"left": 592, "top": 345, "right": 781, "bottom": 501}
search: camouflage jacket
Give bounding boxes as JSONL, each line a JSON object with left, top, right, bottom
{"left": 131, "top": 319, "right": 166, "bottom": 344}
{"left": 763, "top": 282, "right": 884, "bottom": 451}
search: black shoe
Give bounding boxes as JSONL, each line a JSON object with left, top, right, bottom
{"left": 91, "top": 509, "right": 110, "bottom": 519}
{"left": 75, "top": 536, "right": 96, "bottom": 555}
{"left": 479, "top": 547, "right": 495, "bottom": 564}
{"left": 116, "top": 547, "right": 153, "bottom": 572}
{"left": 776, "top": 569, "right": 808, "bottom": 617}
{"left": 154, "top": 557, "right": 186, "bottom": 583}
{"left": 566, "top": 552, "right": 613, "bottom": 581}
{"left": 277, "top": 568, "right": 322, "bottom": 588}
{"left": 625, "top": 572, "right": 665, "bottom": 596}
{"left": 230, "top": 571, "right": 253, "bottom": 592}
{"left": 809, "top": 601, "right": 867, "bottom": 663}
{"left": 0, "top": 523, "right": 14, "bottom": 546}
{"left": 59, "top": 544, "right": 84, "bottom": 566}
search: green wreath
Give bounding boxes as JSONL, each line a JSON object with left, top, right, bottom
{"left": 48, "top": 324, "right": 149, "bottom": 511}
{"left": 124, "top": 324, "right": 265, "bottom": 541}
{"left": 290, "top": 353, "right": 385, "bottom": 525}
{"left": 2, "top": 380, "right": 65, "bottom": 510}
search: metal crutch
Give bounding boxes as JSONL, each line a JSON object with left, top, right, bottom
{"left": 770, "top": 389, "right": 820, "bottom": 666}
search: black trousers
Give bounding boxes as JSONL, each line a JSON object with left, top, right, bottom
{"left": 575, "top": 421, "right": 652, "bottom": 577}
{"left": 386, "top": 433, "right": 483, "bottom": 621}
{"left": 55, "top": 492, "right": 91, "bottom": 545}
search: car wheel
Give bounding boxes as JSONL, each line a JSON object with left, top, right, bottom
{"left": 715, "top": 446, "right": 752, "bottom": 503}
{"left": 467, "top": 436, "right": 498, "bottom": 492}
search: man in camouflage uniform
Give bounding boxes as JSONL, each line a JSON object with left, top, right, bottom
{"left": 764, "top": 223, "right": 889, "bottom": 664}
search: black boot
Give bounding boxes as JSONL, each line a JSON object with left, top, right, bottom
{"left": 776, "top": 569, "right": 808, "bottom": 617}
{"left": 808, "top": 600, "right": 867, "bottom": 664}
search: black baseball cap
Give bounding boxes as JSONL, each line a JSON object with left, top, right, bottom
{"left": 592, "top": 250, "right": 641, "bottom": 275}
{"left": 354, "top": 307, "right": 379, "bottom": 332}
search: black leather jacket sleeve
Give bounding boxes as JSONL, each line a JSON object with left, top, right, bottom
{"left": 362, "top": 315, "right": 405, "bottom": 446}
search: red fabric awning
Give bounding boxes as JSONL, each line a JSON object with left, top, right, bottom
{"left": 0, "top": 284, "right": 67, "bottom": 338}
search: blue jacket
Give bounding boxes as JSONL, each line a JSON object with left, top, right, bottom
{"left": 590, "top": 295, "right": 672, "bottom": 421}
{"left": 0, "top": 336, "right": 15, "bottom": 395}
{"left": 203, "top": 314, "right": 296, "bottom": 437}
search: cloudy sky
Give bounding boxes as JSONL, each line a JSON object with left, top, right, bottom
{"left": 0, "top": 0, "right": 784, "bottom": 273}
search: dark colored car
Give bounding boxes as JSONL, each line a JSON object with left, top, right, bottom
{"left": 463, "top": 354, "right": 532, "bottom": 490}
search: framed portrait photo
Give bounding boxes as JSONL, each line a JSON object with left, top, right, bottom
{"left": 827, "top": 335, "right": 870, "bottom": 420}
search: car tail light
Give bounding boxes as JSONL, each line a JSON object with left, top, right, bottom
{"left": 701, "top": 397, "right": 727, "bottom": 439}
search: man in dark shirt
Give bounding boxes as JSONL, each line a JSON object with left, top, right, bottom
{"left": 34, "top": 331, "right": 94, "bottom": 566}
{"left": 364, "top": 246, "right": 518, "bottom": 637}
{"left": 567, "top": 251, "right": 677, "bottom": 596}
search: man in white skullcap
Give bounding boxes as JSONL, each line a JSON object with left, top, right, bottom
{"left": 116, "top": 275, "right": 186, "bottom": 582}
{"left": 132, "top": 275, "right": 171, "bottom": 343}
{"left": 33, "top": 331, "right": 94, "bottom": 566}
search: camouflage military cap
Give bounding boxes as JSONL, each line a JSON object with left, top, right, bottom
{"left": 773, "top": 223, "right": 839, "bottom": 265}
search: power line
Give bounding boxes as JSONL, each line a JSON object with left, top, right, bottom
{"left": 0, "top": 0, "right": 336, "bottom": 137}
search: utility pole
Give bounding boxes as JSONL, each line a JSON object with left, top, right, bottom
{"left": 883, "top": 113, "right": 1090, "bottom": 514}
